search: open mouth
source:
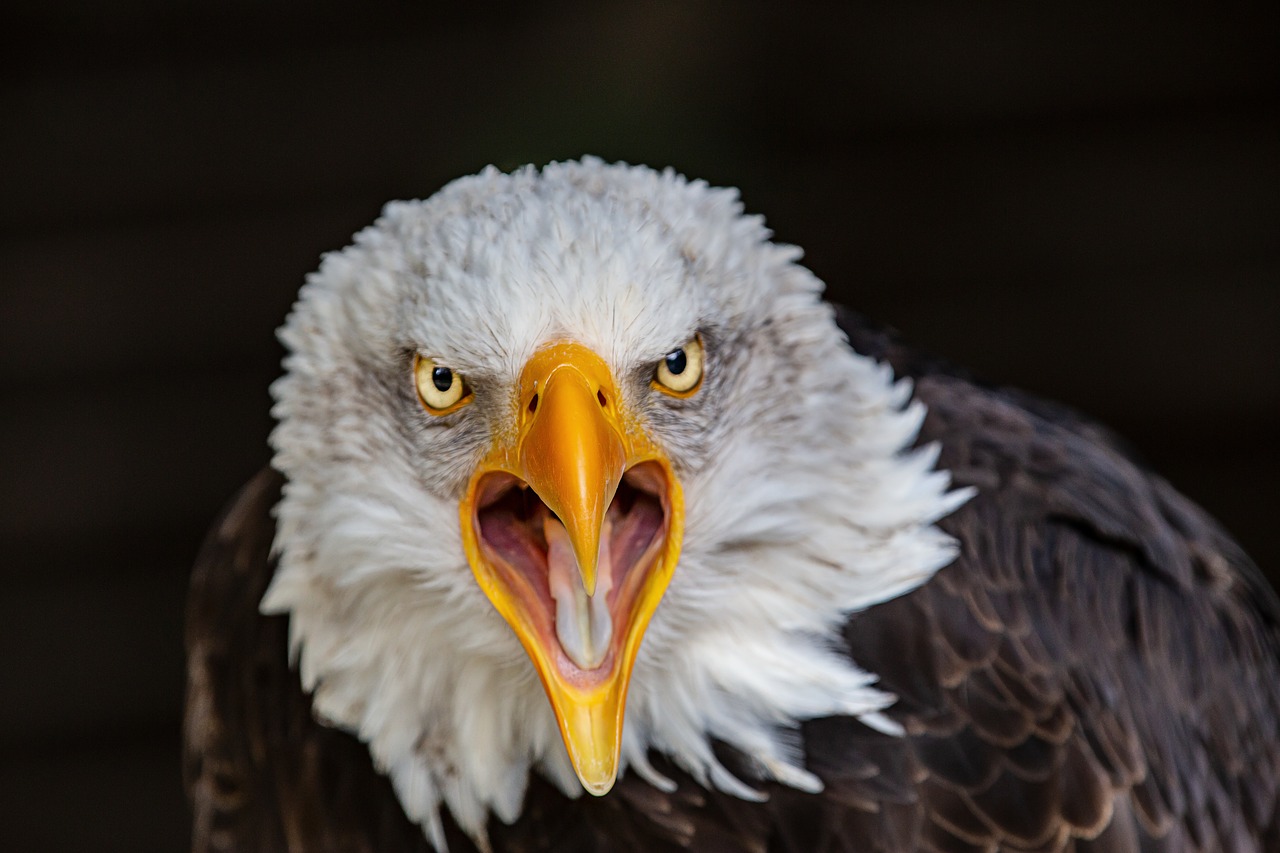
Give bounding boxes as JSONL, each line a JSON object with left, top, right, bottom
{"left": 473, "top": 461, "right": 670, "bottom": 685}
{"left": 455, "top": 340, "right": 688, "bottom": 792}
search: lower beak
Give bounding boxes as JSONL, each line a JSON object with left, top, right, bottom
{"left": 459, "top": 342, "right": 683, "bottom": 794}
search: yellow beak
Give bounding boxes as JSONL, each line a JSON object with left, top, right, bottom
{"left": 460, "top": 342, "right": 683, "bottom": 794}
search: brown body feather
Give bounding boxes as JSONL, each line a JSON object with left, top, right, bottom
{"left": 185, "top": 312, "right": 1280, "bottom": 851}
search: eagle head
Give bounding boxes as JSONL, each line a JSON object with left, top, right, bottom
{"left": 262, "top": 158, "right": 967, "bottom": 847}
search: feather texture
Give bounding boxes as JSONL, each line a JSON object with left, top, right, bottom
{"left": 185, "top": 161, "right": 1280, "bottom": 851}
{"left": 258, "top": 160, "right": 967, "bottom": 839}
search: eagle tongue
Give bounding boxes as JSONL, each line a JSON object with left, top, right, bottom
{"left": 545, "top": 513, "right": 613, "bottom": 670}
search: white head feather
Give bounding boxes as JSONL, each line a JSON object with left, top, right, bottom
{"left": 263, "top": 158, "right": 971, "bottom": 849}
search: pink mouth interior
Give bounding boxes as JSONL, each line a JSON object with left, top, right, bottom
{"left": 474, "top": 462, "right": 668, "bottom": 671}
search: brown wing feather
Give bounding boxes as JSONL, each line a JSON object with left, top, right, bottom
{"left": 184, "top": 314, "right": 1280, "bottom": 852}
{"left": 833, "top": 311, "right": 1280, "bottom": 852}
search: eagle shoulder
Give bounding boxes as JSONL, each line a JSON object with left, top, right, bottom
{"left": 836, "top": 309, "right": 1280, "bottom": 850}
{"left": 183, "top": 467, "right": 431, "bottom": 852}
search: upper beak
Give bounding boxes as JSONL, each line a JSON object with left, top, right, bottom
{"left": 459, "top": 342, "right": 683, "bottom": 795}
{"left": 518, "top": 354, "right": 626, "bottom": 597}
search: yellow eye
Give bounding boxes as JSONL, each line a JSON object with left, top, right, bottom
{"left": 653, "top": 334, "right": 704, "bottom": 397}
{"left": 414, "top": 355, "right": 472, "bottom": 414}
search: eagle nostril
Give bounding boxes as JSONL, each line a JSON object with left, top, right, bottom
{"left": 528, "top": 393, "right": 539, "bottom": 415}
{"left": 597, "top": 389, "right": 608, "bottom": 409}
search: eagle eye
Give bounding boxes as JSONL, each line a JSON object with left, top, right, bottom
{"left": 653, "top": 334, "right": 704, "bottom": 397}
{"left": 414, "top": 354, "right": 473, "bottom": 414}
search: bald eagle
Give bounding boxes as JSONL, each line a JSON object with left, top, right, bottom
{"left": 184, "top": 159, "right": 1280, "bottom": 852}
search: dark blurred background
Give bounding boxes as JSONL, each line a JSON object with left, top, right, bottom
{"left": 1, "top": 2, "right": 1276, "bottom": 850}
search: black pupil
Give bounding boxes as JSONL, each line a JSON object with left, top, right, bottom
{"left": 664, "top": 349, "right": 687, "bottom": 375}
{"left": 431, "top": 366, "right": 454, "bottom": 392}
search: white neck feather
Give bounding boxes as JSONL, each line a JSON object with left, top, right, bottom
{"left": 261, "top": 159, "right": 972, "bottom": 850}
